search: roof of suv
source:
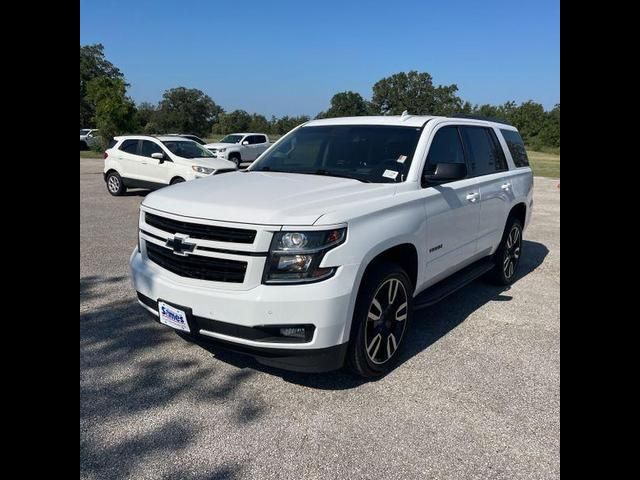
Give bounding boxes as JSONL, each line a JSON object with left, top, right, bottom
{"left": 304, "top": 115, "right": 516, "bottom": 129}
{"left": 113, "top": 135, "right": 199, "bottom": 142}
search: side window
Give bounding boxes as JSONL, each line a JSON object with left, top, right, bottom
{"left": 460, "top": 126, "right": 506, "bottom": 176}
{"left": 141, "top": 140, "right": 163, "bottom": 158}
{"left": 256, "top": 135, "right": 267, "bottom": 144}
{"left": 423, "top": 126, "right": 466, "bottom": 176}
{"left": 242, "top": 136, "right": 252, "bottom": 145}
{"left": 500, "top": 129, "right": 530, "bottom": 167}
{"left": 487, "top": 129, "right": 508, "bottom": 171}
{"left": 119, "top": 139, "right": 139, "bottom": 154}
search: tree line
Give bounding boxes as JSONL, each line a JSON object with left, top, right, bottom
{"left": 81, "top": 44, "right": 559, "bottom": 150}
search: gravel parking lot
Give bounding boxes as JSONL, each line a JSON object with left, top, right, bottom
{"left": 80, "top": 158, "right": 560, "bottom": 480}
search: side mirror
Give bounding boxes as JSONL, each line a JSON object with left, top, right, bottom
{"left": 151, "top": 152, "right": 165, "bottom": 163}
{"left": 423, "top": 162, "right": 467, "bottom": 186}
{"left": 242, "top": 140, "right": 249, "bottom": 145}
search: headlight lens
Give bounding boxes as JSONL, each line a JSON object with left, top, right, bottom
{"left": 192, "top": 165, "right": 215, "bottom": 175}
{"left": 218, "top": 148, "right": 226, "bottom": 153}
{"left": 263, "top": 228, "right": 346, "bottom": 284}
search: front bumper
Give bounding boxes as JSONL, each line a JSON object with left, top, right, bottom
{"left": 129, "top": 249, "right": 354, "bottom": 372}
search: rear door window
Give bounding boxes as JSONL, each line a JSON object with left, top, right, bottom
{"left": 119, "top": 139, "right": 139, "bottom": 155}
{"left": 460, "top": 126, "right": 507, "bottom": 176}
{"left": 500, "top": 129, "right": 530, "bottom": 167}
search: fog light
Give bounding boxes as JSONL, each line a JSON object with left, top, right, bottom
{"left": 280, "top": 327, "right": 306, "bottom": 339}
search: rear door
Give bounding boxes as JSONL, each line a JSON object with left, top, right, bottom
{"left": 459, "top": 126, "right": 511, "bottom": 254}
{"left": 115, "top": 139, "right": 144, "bottom": 180}
{"left": 421, "top": 125, "right": 481, "bottom": 284}
{"left": 253, "top": 135, "right": 269, "bottom": 158}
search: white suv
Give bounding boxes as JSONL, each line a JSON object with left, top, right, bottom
{"left": 103, "top": 135, "right": 237, "bottom": 196}
{"left": 204, "top": 133, "right": 270, "bottom": 167}
{"left": 129, "top": 115, "right": 533, "bottom": 377}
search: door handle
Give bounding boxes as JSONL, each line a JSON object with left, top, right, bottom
{"left": 501, "top": 182, "right": 512, "bottom": 191}
{"left": 466, "top": 192, "right": 479, "bottom": 203}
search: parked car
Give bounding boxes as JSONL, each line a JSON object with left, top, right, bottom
{"left": 103, "top": 135, "right": 237, "bottom": 196}
{"left": 130, "top": 115, "right": 533, "bottom": 377}
{"left": 165, "top": 133, "right": 207, "bottom": 145}
{"left": 204, "top": 133, "right": 270, "bottom": 167}
{"left": 80, "top": 129, "right": 100, "bottom": 150}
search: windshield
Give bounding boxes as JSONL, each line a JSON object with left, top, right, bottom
{"left": 219, "top": 134, "right": 243, "bottom": 144}
{"left": 80, "top": 129, "right": 90, "bottom": 135}
{"left": 249, "top": 125, "right": 422, "bottom": 183}
{"left": 161, "top": 140, "right": 214, "bottom": 158}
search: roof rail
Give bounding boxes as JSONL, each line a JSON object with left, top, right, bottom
{"left": 448, "top": 114, "right": 513, "bottom": 126}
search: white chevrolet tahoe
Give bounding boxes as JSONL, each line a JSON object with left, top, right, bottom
{"left": 130, "top": 115, "right": 534, "bottom": 377}
{"left": 103, "top": 135, "right": 237, "bottom": 196}
{"left": 204, "top": 133, "right": 270, "bottom": 167}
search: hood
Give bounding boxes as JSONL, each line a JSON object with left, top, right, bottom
{"left": 173, "top": 156, "right": 237, "bottom": 170}
{"left": 142, "top": 171, "right": 396, "bottom": 226}
{"left": 204, "top": 142, "right": 237, "bottom": 149}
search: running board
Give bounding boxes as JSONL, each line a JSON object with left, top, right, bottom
{"left": 413, "top": 257, "right": 495, "bottom": 310}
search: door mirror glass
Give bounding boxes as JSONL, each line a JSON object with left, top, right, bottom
{"left": 423, "top": 162, "right": 467, "bottom": 184}
{"left": 242, "top": 140, "right": 249, "bottom": 145}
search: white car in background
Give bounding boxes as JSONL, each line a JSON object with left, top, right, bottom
{"left": 103, "top": 135, "right": 237, "bottom": 196}
{"left": 80, "top": 129, "right": 100, "bottom": 150}
{"left": 204, "top": 133, "right": 270, "bottom": 167}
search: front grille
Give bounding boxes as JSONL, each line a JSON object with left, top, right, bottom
{"left": 145, "top": 212, "right": 256, "bottom": 244}
{"left": 146, "top": 242, "right": 247, "bottom": 283}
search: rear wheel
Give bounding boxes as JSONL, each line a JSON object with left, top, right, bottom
{"left": 106, "top": 171, "right": 126, "bottom": 196}
{"left": 491, "top": 217, "right": 523, "bottom": 285}
{"left": 347, "top": 262, "right": 413, "bottom": 377}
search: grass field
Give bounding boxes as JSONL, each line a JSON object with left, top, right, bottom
{"left": 526, "top": 149, "right": 560, "bottom": 178}
{"left": 80, "top": 150, "right": 103, "bottom": 159}
{"left": 81, "top": 138, "right": 559, "bottom": 178}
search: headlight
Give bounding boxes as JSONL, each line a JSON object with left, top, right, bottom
{"left": 192, "top": 165, "right": 215, "bottom": 175}
{"left": 218, "top": 148, "right": 226, "bottom": 153}
{"left": 263, "top": 228, "right": 346, "bottom": 284}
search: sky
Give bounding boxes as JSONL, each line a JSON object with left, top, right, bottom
{"left": 80, "top": 0, "right": 559, "bottom": 118}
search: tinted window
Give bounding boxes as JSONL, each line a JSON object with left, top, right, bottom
{"left": 120, "top": 139, "right": 139, "bottom": 154}
{"left": 500, "top": 129, "right": 530, "bottom": 167}
{"left": 487, "top": 129, "right": 508, "bottom": 171}
{"left": 251, "top": 125, "right": 422, "bottom": 183}
{"left": 141, "top": 140, "right": 163, "bottom": 157}
{"left": 245, "top": 135, "right": 258, "bottom": 145}
{"left": 255, "top": 135, "right": 267, "bottom": 144}
{"left": 424, "top": 126, "right": 465, "bottom": 175}
{"left": 460, "top": 127, "right": 506, "bottom": 176}
{"left": 107, "top": 139, "right": 117, "bottom": 149}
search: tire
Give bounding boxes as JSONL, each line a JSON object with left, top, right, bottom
{"left": 346, "top": 261, "right": 413, "bottom": 378}
{"left": 105, "top": 171, "right": 126, "bottom": 196}
{"left": 491, "top": 217, "right": 524, "bottom": 285}
{"left": 170, "top": 177, "right": 186, "bottom": 185}
{"left": 228, "top": 154, "right": 241, "bottom": 168}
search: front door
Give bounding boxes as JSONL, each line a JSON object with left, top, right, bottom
{"left": 420, "top": 125, "right": 481, "bottom": 285}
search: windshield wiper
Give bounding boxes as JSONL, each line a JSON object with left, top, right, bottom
{"left": 306, "top": 169, "right": 370, "bottom": 183}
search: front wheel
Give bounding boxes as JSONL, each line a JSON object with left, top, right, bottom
{"left": 347, "top": 262, "right": 413, "bottom": 377}
{"left": 229, "top": 155, "right": 241, "bottom": 168}
{"left": 491, "top": 217, "right": 523, "bottom": 285}
{"left": 170, "top": 177, "right": 186, "bottom": 185}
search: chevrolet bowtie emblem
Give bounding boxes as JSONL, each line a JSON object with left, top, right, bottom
{"left": 166, "top": 235, "right": 196, "bottom": 256}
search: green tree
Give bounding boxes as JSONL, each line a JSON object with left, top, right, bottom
{"left": 317, "top": 91, "right": 373, "bottom": 118}
{"left": 213, "top": 110, "right": 252, "bottom": 134}
{"left": 86, "top": 77, "right": 137, "bottom": 148}
{"left": 371, "top": 71, "right": 463, "bottom": 115}
{"left": 507, "top": 100, "right": 546, "bottom": 145}
{"left": 155, "top": 87, "right": 222, "bottom": 136}
{"left": 249, "top": 113, "right": 270, "bottom": 133}
{"left": 537, "top": 103, "right": 560, "bottom": 149}
{"left": 272, "top": 115, "right": 310, "bottom": 134}
{"left": 80, "top": 44, "right": 124, "bottom": 128}
{"left": 136, "top": 102, "right": 158, "bottom": 133}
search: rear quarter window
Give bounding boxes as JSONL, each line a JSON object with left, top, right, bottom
{"left": 500, "top": 129, "right": 530, "bottom": 167}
